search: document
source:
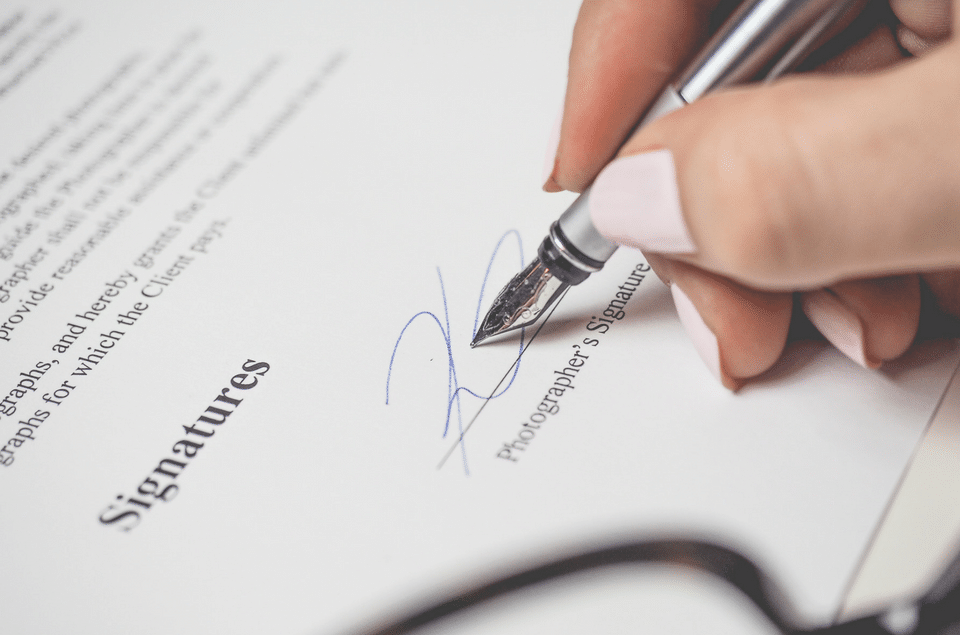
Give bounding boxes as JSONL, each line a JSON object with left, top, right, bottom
{"left": 0, "top": 2, "right": 955, "bottom": 633}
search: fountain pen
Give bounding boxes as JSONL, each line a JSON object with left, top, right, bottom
{"left": 472, "top": 0, "right": 861, "bottom": 347}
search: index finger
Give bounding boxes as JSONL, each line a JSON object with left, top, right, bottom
{"left": 546, "top": 0, "right": 720, "bottom": 193}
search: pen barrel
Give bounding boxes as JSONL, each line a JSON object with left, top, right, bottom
{"left": 676, "top": 0, "right": 863, "bottom": 101}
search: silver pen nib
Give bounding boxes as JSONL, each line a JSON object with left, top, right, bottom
{"left": 471, "top": 257, "right": 567, "bottom": 347}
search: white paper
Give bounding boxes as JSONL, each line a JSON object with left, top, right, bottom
{"left": 0, "top": 2, "right": 955, "bottom": 634}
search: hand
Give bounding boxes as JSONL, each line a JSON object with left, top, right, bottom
{"left": 543, "top": 0, "right": 959, "bottom": 390}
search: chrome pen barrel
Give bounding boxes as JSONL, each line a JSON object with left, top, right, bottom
{"left": 677, "top": 0, "right": 863, "bottom": 101}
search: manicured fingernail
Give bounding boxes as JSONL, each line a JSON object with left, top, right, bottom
{"left": 590, "top": 149, "right": 695, "bottom": 253}
{"left": 802, "top": 290, "right": 878, "bottom": 369}
{"left": 541, "top": 104, "right": 563, "bottom": 192}
{"left": 671, "top": 283, "right": 724, "bottom": 385}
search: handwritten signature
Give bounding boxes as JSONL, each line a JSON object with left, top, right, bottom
{"left": 385, "top": 230, "right": 526, "bottom": 475}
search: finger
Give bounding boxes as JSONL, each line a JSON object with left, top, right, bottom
{"left": 651, "top": 255, "right": 793, "bottom": 390}
{"left": 544, "top": 0, "right": 718, "bottom": 193}
{"left": 801, "top": 275, "right": 920, "bottom": 368}
{"left": 588, "top": 41, "right": 960, "bottom": 290}
{"left": 897, "top": 24, "right": 951, "bottom": 55}
{"left": 889, "top": 0, "right": 952, "bottom": 40}
{"left": 889, "top": 0, "right": 953, "bottom": 57}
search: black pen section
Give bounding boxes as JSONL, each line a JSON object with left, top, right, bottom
{"left": 538, "top": 223, "right": 602, "bottom": 286}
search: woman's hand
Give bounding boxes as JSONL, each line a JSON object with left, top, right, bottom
{"left": 543, "top": 0, "right": 958, "bottom": 389}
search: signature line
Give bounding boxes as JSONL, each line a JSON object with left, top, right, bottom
{"left": 436, "top": 290, "right": 566, "bottom": 471}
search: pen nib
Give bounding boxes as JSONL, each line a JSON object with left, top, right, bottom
{"left": 471, "top": 257, "right": 567, "bottom": 347}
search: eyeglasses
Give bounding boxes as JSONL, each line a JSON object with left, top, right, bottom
{"left": 345, "top": 538, "right": 960, "bottom": 635}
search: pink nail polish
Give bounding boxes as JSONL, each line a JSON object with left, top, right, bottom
{"left": 590, "top": 149, "right": 695, "bottom": 253}
{"left": 541, "top": 104, "right": 563, "bottom": 188}
{"left": 802, "top": 291, "right": 877, "bottom": 369}
{"left": 671, "top": 284, "right": 723, "bottom": 384}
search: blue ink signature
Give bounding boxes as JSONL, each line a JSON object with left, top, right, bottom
{"left": 385, "top": 230, "right": 525, "bottom": 475}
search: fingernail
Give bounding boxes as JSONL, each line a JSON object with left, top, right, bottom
{"left": 541, "top": 104, "right": 563, "bottom": 191}
{"left": 590, "top": 149, "right": 695, "bottom": 253}
{"left": 671, "top": 283, "right": 725, "bottom": 386}
{"left": 801, "top": 290, "right": 879, "bottom": 369}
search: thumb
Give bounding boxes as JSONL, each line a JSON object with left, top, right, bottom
{"left": 588, "top": 43, "right": 960, "bottom": 291}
